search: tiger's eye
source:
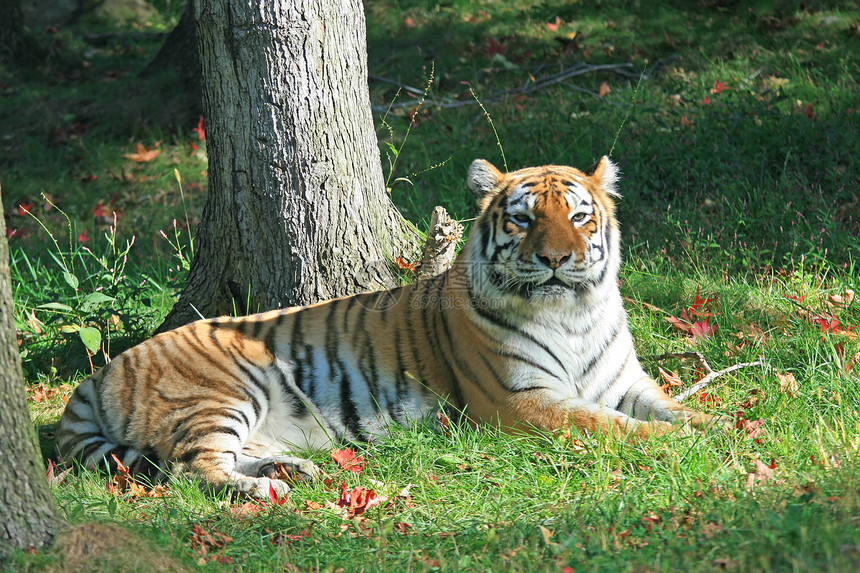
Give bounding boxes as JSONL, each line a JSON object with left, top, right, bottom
{"left": 571, "top": 212, "right": 588, "bottom": 223}
{"left": 511, "top": 214, "right": 531, "bottom": 227}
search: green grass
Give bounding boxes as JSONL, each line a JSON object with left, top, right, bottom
{"left": 3, "top": 0, "right": 860, "bottom": 570}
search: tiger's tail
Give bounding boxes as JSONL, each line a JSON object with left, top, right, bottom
{"left": 56, "top": 371, "right": 166, "bottom": 481}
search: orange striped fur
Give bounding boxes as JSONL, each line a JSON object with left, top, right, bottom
{"left": 56, "top": 157, "right": 728, "bottom": 498}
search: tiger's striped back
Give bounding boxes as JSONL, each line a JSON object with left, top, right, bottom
{"left": 56, "top": 157, "right": 728, "bottom": 498}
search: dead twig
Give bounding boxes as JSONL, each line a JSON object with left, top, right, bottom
{"left": 370, "top": 61, "right": 640, "bottom": 112}
{"left": 623, "top": 296, "right": 672, "bottom": 317}
{"left": 674, "top": 358, "right": 768, "bottom": 402}
{"left": 640, "top": 351, "right": 714, "bottom": 375}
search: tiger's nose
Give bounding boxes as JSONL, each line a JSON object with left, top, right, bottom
{"left": 537, "top": 251, "right": 572, "bottom": 270}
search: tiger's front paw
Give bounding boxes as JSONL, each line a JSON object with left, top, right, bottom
{"left": 688, "top": 413, "right": 734, "bottom": 432}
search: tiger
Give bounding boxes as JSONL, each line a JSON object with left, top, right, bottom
{"left": 56, "top": 157, "right": 729, "bottom": 499}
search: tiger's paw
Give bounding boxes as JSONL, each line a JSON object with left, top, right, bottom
{"left": 687, "top": 413, "right": 734, "bottom": 433}
{"left": 255, "top": 455, "right": 320, "bottom": 483}
{"left": 233, "top": 476, "right": 292, "bottom": 500}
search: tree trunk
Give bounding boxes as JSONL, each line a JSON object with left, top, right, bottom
{"left": 142, "top": 0, "right": 202, "bottom": 119}
{"left": 159, "top": 0, "right": 416, "bottom": 331}
{"left": 0, "top": 0, "right": 29, "bottom": 62}
{"left": 0, "top": 190, "right": 64, "bottom": 556}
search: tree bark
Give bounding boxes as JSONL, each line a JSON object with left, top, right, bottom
{"left": 0, "top": 189, "right": 64, "bottom": 556}
{"left": 159, "top": 0, "right": 416, "bottom": 331}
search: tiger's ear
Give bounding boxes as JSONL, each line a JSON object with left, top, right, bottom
{"left": 591, "top": 156, "right": 621, "bottom": 198}
{"left": 466, "top": 159, "right": 503, "bottom": 199}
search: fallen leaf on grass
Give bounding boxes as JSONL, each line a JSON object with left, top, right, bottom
{"left": 826, "top": 289, "right": 855, "bottom": 309}
{"left": 123, "top": 141, "right": 162, "bottom": 163}
{"left": 539, "top": 525, "right": 558, "bottom": 547}
{"left": 331, "top": 447, "right": 366, "bottom": 474}
{"left": 598, "top": 81, "right": 611, "bottom": 97}
{"left": 394, "top": 256, "right": 418, "bottom": 273}
{"left": 735, "top": 416, "right": 765, "bottom": 439}
{"left": 330, "top": 481, "right": 386, "bottom": 519}
{"left": 269, "top": 525, "right": 314, "bottom": 544}
{"left": 106, "top": 453, "right": 168, "bottom": 498}
{"left": 46, "top": 459, "right": 71, "bottom": 486}
{"left": 667, "top": 288, "right": 717, "bottom": 340}
{"left": 775, "top": 372, "right": 798, "bottom": 396}
{"left": 189, "top": 524, "right": 233, "bottom": 564}
{"left": 745, "top": 458, "right": 781, "bottom": 491}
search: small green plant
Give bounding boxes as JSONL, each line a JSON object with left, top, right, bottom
{"left": 13, "top": 199, "right": 164, "bottom": 378}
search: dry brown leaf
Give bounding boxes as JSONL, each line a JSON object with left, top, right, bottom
{"left": 598, "top": 81, "right": 611, "bottom": 97}
{"left": 123, "top": 141, "right": 162, "bottom": 163}
{"left": 745, "top": 458, "right": 774, "bottom": 491}
{"left": 658, "top": 366, "right": 683, "bottom": 395}
{"left": 775, "top": 372, "right": 798, "bottom": 397}
{"left": 826, "top": 289, "right": 854, "bottom": 309}
{"left": 539, "top": 525, "right": 557, "bottom": 546}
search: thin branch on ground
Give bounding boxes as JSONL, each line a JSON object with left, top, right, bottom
{"left": 368, "top": 74, "right": 431, "bottom": 97}
{"left": 623, "top": 296, "right": 672, "bottom": 316}
{"left": 675, "top": 358, "right": 768, "bottom": 402}
{"left": 370, "top": 61, "right": 640, "bottom": 112}
{"left": 640, "top": 351, "right": 714, "bottom": 375}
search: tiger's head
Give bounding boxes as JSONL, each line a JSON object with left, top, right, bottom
{"left": 463, "top": 157, "right": 621, "bottom": 305}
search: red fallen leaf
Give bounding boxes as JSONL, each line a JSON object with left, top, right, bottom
{"left": 690, "top": 317, "right": 717, "bottom": 339}
{"left": 267, "top": 482, "right": 289, "bottom": 506}
{"left": 93, "top": 201, "right": 107, "bottom": 219}
{"left": 700, "top": 96, "right": 712, "bottom": 104}
{"left": 77, "top": 229, "right": 88, "bottom": 243}
{"left": 122, "top": 141, "right": 162, "bottom": 163}
{"left": 31, "top": 387, "right": 46, "bottom": 403}
{"left": 26, "top": 310, "right": 44, "bottom": 334}
{"left": 403, "top": 16, "right": 416, "bottom": 28}
{"left": 80, "top": 174, "right": 98, "bottom": 182}
{"left": 331, "top": 447, "right": 366, "bottom": 474}
{"left": 699, "top": 392, "right": 720, "bottom": 404}
{"left": 804, "top": 103, "right": 814, "bottom": 118}
{"left": 275, "top": 528, "right": 313, "bottom": 543}
{"left": 189, "top": 140, "right": 199, "bottom": 156}
{"left": 812, "top": 313, "right": 840, "bottom": 333}
{"left": 192, "top": 116, "right": 206, "bottom": 141}
{"left": 546, "top": 16, "right": 561, "bottom": 32}
{"left": 668, "top": 288, "right": 717, "bottom": 339}
{"left": 768, "top": 458, "right": 776, "bottom": 470}
{"left": 335, "top": 481, "right": 383, "bottom": 518}
{"left": 17, "top": 201, "right": 34, "bottom": 216}
{"left": 710, "top": 78, "right": 728, "bottom": 94}
{"left": 487, "top": 37, "right": 504, "bottom": 57}
{"left": 681, "top": 115, "right": 691, "bottom": 127}
{"left": 395, "top": 256, "right": 418, "bottom": 273}
{"left": 686, "top": 288, "right": 714, "bottom": 318}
